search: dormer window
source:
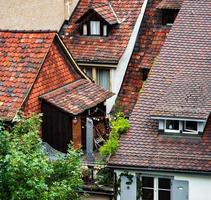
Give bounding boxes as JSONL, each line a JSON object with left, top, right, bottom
{"left": 90, "top": 21, "right": 100, "bottom": 35}
{"left": 76, "top": 4, "right": 119, "bottom": 37}
{"left": 162, "top": 9, "right": 179, "bottom": 26}
{"left": 183, "top": 121, "right": 198, "bottom": 134}
{"left": 83, "top": 24, "right": 88, "bottom": 35}
{"left": 103, "top": 25, "right": 108, "bottom": 36}
{"left": 165, "top": 120, "right": 180, "bottom": 133}
{"left": 156, "top": 118, "right": 206, "bottom": 135}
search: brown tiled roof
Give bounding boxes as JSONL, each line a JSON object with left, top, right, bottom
{"left": 0, "top": 30, "right": 55, "bottom": 121}
{"left": 116, "top": 0, "right": 171, "bottom": 116}
{"left": 151, "top": 76, "right": 211, "bottom": 120}
{"left": 40, "top": 79, "right": 114, "bottom": 115}
{"left": 62, "top": 0, "right": 144, "bottom": 63}
{"left": 109, "top": 0, "right": 211, "bottom": 172}
{"left": 157, "top": 0, "right": 183, "bottom": 9}
{"left": 76, "top": 3, "right": 118, "bottom": 25}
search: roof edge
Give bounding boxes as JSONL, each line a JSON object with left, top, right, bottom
{"left": 108, "top": 164, "right": 211, "bottom": 175}
{"left": 151, "top": 116, "right": 207, "bottom": 122}
{"left": 0, "top": 29, "right": 57, "bottom": 33}
{"left": 55, "top": 34, "right": 92, "bottom": 81}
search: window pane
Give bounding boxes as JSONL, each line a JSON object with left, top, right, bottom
{"left": 103, "top": 25, "right": 107, "bottom": 36}
{"left": 184, "top": 121, "right": 197, "bottom": 131}
{"left": 90, "top": 21, "right": 100, "bottom": 35}
{"left": 85, "top": 68, "right": 93, "bottom": 79}
{"left": 166, "top": 120, "right": 179, "bottom": 130}
{"left": 143, "top": 189, "right": 154, "bottom": 200}
{"left": 142, "top": 177, "right": 154, "bottom": 188}
{"left": 159, "top": 178, "right": 171, "bottom": 190}
{"left": 158, "top": 190, "right": 170, "bottom": 200}
{"left": 83, "top": 24, "right": 87, "bottom": 35}
{"left": 97, "top": 69, "right": 110, "bottom": 90}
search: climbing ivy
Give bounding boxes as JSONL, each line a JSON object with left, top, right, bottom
{"left": 99, "top": 112, "right": 130, "bottom": 158}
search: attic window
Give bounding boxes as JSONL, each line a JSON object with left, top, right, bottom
{"left": 83, "top": 24, "right": 88, "bottom": 35}
{"left": 90, "top": 21, "right": 100, "bottom": 35}
{"left": 183, "top": 121, "right": 198, "bottom": 134}
{"left": 162, "top": 9, "right": 179, "bottom": 26}
{"left": 157, "top": 118, "right": 206, "bottom": 135}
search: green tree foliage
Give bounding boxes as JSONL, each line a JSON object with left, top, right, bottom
{"left": 99, "top": 112, "right": 130, "bottom": 158}
{"left": 0, "top": 114, "right": 82, "bottom": 200}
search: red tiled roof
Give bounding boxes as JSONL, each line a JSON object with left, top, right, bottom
{"left": 40, "top": 79, "right": 114, "bottom": 115}
{"left": 109, "top": 0, "right": 211, "bottom": 172}
{"left": 76, "top": 3, "right": 118, "bottom": 25}
{"left": 116, "top": 0, "right": 171, "bottom": 116}
{"left": 62, "top": 0, "right": 144, "bottom": 63}
{"left": 157, "top": 0, "right": 183, "bottom": 9}
{"left": 0, "top": 31, "right": 55, "bottom": 121}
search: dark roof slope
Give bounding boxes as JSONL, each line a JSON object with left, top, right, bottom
{"left": 157, "top": 0, "right": 183, "bottom": 9}
{"left": 61, "top": 0, "right": 144, "bottom": 63}
{"left": 116, "top": 0, "right": 171, "bottom": 116}
{"left": 109, "top": 0, "right": 211, "bottom": 172}
{"left": 40, "top": 79, "right": 114, "bottom": 115}
{"left": 0, "top": 31, "right": 55, "bottom": 120}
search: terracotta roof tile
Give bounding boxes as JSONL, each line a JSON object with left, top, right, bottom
{"left": 0, "top": 31, "right": 55, "bottom": 121}
{"left": 61, "top": 0, "right": 144, "bottom": 63}
{"left": 76, "top": 3, "right": 118, "bottom": 25}
{"left": 40, "top": 79, "right": 114, "bottom": 115}
{"left": 109, "top": 0, "right": 211, "bottom": 172}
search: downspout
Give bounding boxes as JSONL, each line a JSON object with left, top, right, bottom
{"left": 107, "top": 0, "right": 149, "bottom": 112}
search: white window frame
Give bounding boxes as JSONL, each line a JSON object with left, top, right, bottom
{"left": 183, "top": 121, "right": 198, "bottom": 134}
{"left": 141, "top": 176, "right": 172, "bottom": 200}
{"left": 83, "top": 24, "right": 88, "bottom": 35}
{"left": 164, "top": 120, "right": 181, "bottom": 133}
{"left": 90, "top": 21, "right": 100, "bottom": 35}
{"left": 157, "top": 119, "right": 205, "bottom": 135}
{"left": 103, "top": 25, "right": 107, "bottom": 36}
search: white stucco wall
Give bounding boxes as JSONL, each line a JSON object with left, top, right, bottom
{"left": 0, "top": 0, "right": 79, "bottom": 31}
{"left": 174, "top": 174, "right": 211, "bottom": 200}
{"left": 115, "top": 170, "right": 211, "bottom": 200}
{"left": 106, "top": 0, "right": 149, "bottom": 112}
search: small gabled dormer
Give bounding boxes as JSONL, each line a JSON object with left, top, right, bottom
{"left": 75, "top": 3, "right": 119, "bottom": 37}
{"left": 157, "top": 0, "right": 182, "bottom": 26}
{"left": 154, "top": 117, "right": 206, "bottom": 135}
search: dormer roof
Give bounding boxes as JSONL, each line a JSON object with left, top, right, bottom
{"left": 157, "top": 0, "right": 183, "bottom": 9}
{"left": 76, "top": 3, "right": 119, "bottom": 25}
{"left": 62, "top": 0, "right": 145, "bottom": 63}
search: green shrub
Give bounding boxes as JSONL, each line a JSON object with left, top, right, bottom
{"left": 0, "top": 114, "right": 82, "bottom": 200}
{"left": 99, "top": 112, "right": 130, "bottom": 158}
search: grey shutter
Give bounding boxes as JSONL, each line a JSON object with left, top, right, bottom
{"left": 172, "top": 180, "right": 189, "bottom": 200}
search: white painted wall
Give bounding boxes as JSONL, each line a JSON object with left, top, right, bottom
{"left": 174, "top": 174, "right": 211, "bottom": 200}
{"left": 115, "top": 169, "right": 211, "bottom": 200}
{"left": 106, "top": 0, "right": 149, "bottom": 112}
{"left": 0, "top": 0, "right": 79, "bottom": 31}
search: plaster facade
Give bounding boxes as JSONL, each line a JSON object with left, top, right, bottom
{"left": 0, "top": 0, "right": 79, "bottom": 31}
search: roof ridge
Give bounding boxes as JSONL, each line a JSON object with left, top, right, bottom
{"left": 0, "top": 29, "right": 57, "bottom": 33}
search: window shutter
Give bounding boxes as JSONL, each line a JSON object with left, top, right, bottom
{"left": 172, "top": 180, "right": 189, "bottom": 200}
